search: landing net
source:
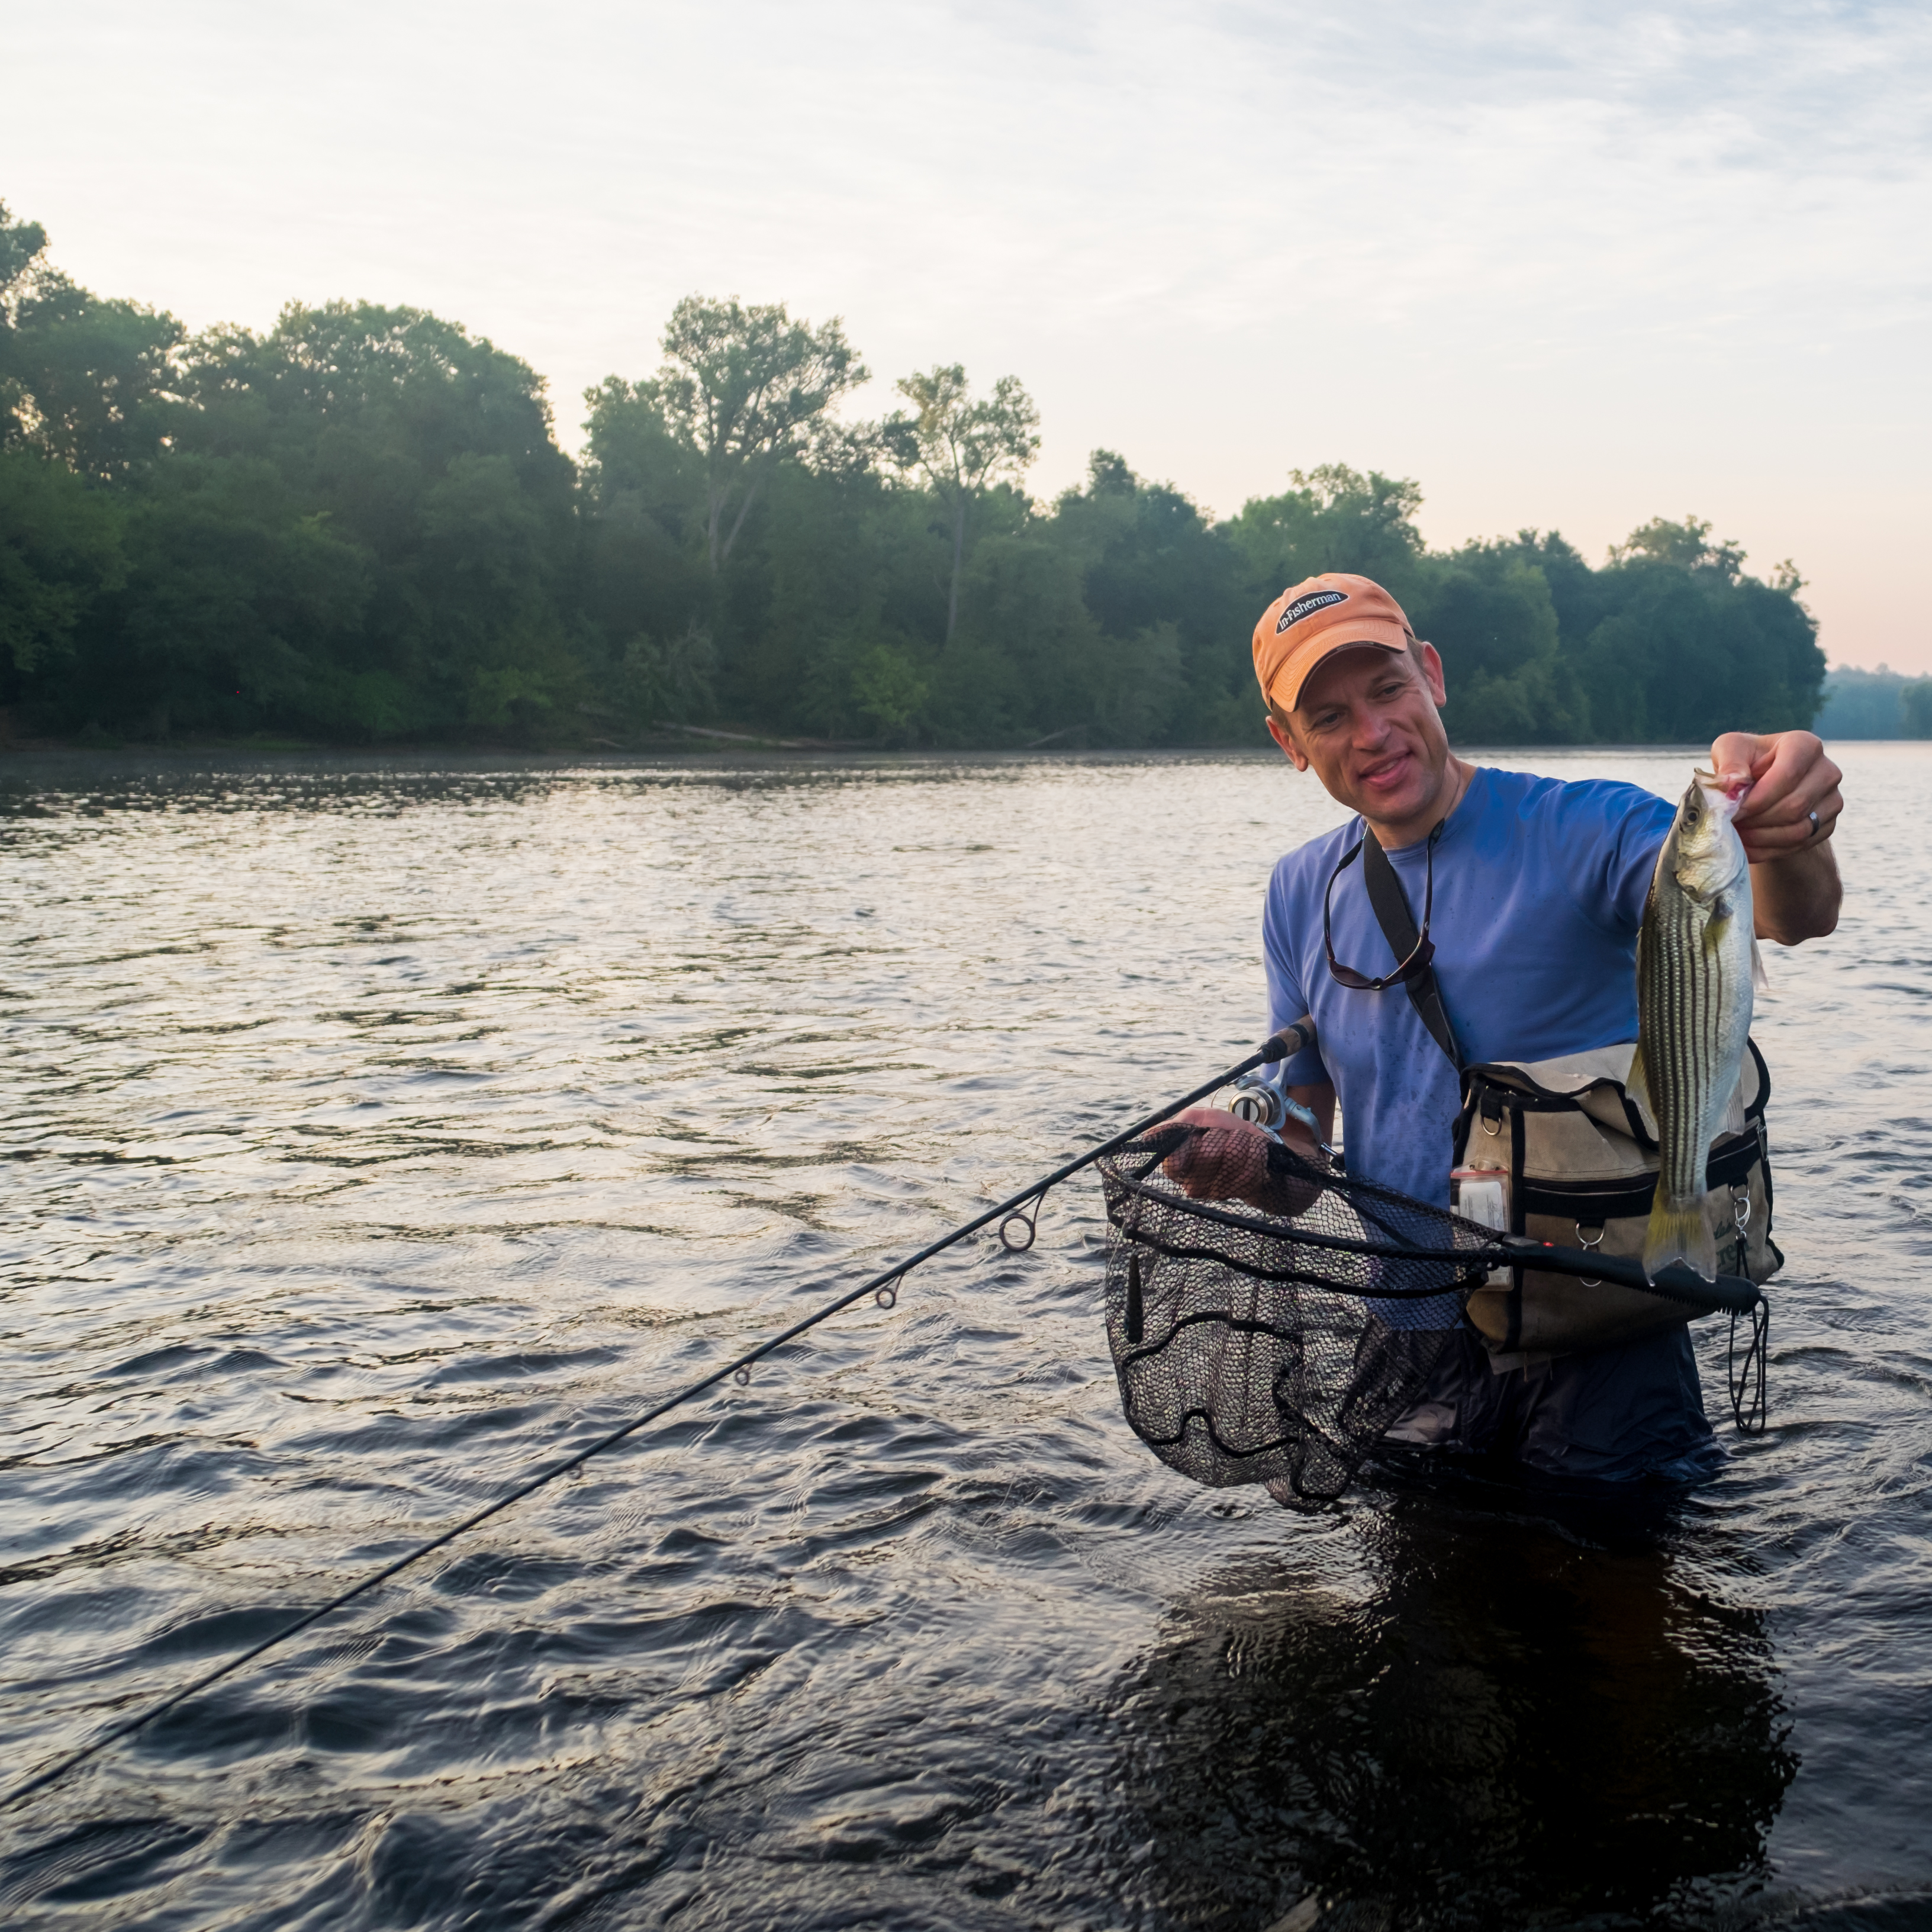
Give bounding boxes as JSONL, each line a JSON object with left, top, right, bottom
{"left": 1099, "top": 1134, "right": 1496, "bottom": 1506}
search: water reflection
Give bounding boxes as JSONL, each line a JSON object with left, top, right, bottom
{"left": 1115, "top": 1485, "right": 1795, "bottom": 1930}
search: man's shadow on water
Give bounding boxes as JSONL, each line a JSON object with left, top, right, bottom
{"left": 1107, "top": 1469, "right": 1796, "bottom": 1932}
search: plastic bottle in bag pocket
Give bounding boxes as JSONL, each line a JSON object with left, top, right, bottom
{"left": 1450, "top": 1167, "right": 1511, "bottom": 1286}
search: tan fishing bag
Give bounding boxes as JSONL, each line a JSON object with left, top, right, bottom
{"left": 1450, "top": 1040, "right": 1783, "bottom": 1357}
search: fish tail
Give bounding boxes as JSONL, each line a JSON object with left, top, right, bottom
{"left": 1643, "top": 1199, "right": 1717, "bottom": 1284}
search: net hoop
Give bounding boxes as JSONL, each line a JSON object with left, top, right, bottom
{"left": 1098, "top": 1138, "right": 1490, "bottom": 1505}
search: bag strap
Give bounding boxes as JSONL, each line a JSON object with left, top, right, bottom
{"left": 1360, "top": 823, "right": 1461, "bottom": 1068}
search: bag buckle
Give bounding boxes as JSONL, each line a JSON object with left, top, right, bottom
{"left": 1576, "top": 1220, "right": 1603, "bottom": 1289}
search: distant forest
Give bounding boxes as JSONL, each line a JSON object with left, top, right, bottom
{"left": 1812, "top": 665, "right": 1932, "bottom": 740}
{"left": 1, "top": 196, "right": 1840, "bottom": 751}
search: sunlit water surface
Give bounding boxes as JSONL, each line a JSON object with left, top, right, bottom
{"left": 1, "top": 746, "right": 1928, "bottom": 1931}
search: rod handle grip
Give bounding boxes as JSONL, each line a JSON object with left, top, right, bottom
{"left": 1258, "top": 1015, "right": 1318, "bottom": 1065}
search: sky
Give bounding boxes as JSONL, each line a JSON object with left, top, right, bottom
{"left": 8, "top": 1, "right": 1930, "bottom": 669}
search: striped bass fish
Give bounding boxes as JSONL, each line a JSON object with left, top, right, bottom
{"left": 1634, "top": 768, "right": 1763, "bottom": 1282}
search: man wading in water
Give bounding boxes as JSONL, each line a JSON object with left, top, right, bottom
{"left": 1168, "top": 573, "right": 1845, "bottom": 1482}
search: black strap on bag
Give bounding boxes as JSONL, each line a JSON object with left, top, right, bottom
{"left": 1360, "top": 823, "right": 1461, "bottom": 1067}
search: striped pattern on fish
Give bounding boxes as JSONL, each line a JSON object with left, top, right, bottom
{"left": 1633, "top": 768, "right": 1760, "bottom": 1283}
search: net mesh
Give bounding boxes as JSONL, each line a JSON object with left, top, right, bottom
{"left": 1099, "top": 1134, "right": 1497, "bottom": 1506}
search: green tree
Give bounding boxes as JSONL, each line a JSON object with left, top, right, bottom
{"left": 849, "top": 639, "right": 929, "bottom": 744}
{"left": 1420, "top": 547, "right": 1588, "bottom": 743}
{"left": 0, "top": 202, "right": 44, "bottom": 298}
{"left": 736, "top": 455, "right": 938, "bottom": 737}
{"left": 617, "top": 622, "right": 716, "bottom": 729}
{"left": 1614, "top": 513, "right": 1747, "bottom": 579}
{"left": 0, "top": 449, "right": 124, "bottom": 688}
{"left": 1, "top": 199, "right": 182, "bottom": 479}
{"left": 7, "top": 276, "right": 182, "bottom": 479}
{"left": 412, "top": 451, "right": 578, "bottom": 730}
{"left": 578, "top": 373, "right": 714, "bottom": 672}
{"left": 1052, "top": 450, "right": 1252, "bottom": 743}
{"left": 158, "top": 300, "right": 582, "bottom": 739}
{"left": 1469, "top": 529, "right": 1610, "bottom": 648}
{"left": 99, "top": 455, "right": 371, "bottom": 738}
{"left": 1565, "top": 521, "right": 1824, "bottom": 743}
{"left": 179, "top": 301, "right": 573, "bottom": 526}
{"left": 937, "top": 518, "right": 1095, "bottom": 742}
{"left": 1225, "top": 463, "right": 1427, "bottom": 604}
{"left": 642, "top": 295, "right": 867, "bottom": 574}
{"left": 883, "top": 365, "right": 1039, "bottom": 643}
{"left": 0, "top": 200, "right": 50, "bottom": 439}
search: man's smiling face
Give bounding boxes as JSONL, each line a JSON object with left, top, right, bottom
{"left": 1266, "top": 640, "right": 1456, "bottom": 839}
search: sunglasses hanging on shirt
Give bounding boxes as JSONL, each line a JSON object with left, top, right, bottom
{"left": 1324, "top": 820, "right": 1444, "bottom": 990}
{"left": 1322, "top": 819, "right": 1461, "bottom": 1067}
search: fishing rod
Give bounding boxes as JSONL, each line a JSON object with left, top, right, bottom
{"left": 0, "top": 1016, "right": 1321, "bottom": 1815}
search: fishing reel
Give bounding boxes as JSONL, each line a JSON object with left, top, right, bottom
{"left": 1225, "top": 1071, "right": 1286, "bottom": 1128}
{"left": 1221, "top": 1072, "right": 1330, "bottom": 1151}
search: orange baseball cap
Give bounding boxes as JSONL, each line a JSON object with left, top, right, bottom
{"left": 1252, "top": 572, "right": 1414, "bottom": 713}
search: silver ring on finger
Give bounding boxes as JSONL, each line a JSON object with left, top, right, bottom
{"left": 1808, "top": 809, "right": 1821, "bottom": 839}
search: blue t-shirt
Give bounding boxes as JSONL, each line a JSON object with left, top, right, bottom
{"left": 1264, "top": 766, "right": 1676, "bottom": 1209}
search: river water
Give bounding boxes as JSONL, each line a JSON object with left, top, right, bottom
{"left": 0, "top": 745, "right": 1927, "bottom": 1932}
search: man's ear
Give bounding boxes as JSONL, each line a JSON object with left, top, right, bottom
{"left": 1418, "top": 642, "right": 1448, "bottom": 707}
{"left": 1265, "top": 712, "right": 1310, "bottom": 772}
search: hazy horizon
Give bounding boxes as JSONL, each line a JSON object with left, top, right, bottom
{"left": 9, "top": 1, "right": 1928, "bottom": 670}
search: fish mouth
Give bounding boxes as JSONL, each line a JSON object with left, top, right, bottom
{"left": 1695, "top": 767, "right": 1753, "bottom": 804}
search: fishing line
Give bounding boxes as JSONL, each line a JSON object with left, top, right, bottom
{"left": 0, "top": 1019, "right": 1318, "bottom": 1815}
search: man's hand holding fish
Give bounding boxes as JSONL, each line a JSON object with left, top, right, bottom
{"left": 1709, "top": 727, "right": 1843, "bottom": 943}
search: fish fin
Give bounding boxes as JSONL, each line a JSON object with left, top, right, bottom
{"left": 1627, "top": 1041, "right": 1649, "bottom": 1112}
{"left": 1643, "top": 1200, "right": 1717, "bottom": 1284}
{"left": 1752, "top": 936, "right": 1771, "bottom": 996}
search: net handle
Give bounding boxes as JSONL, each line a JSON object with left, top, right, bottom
{"left": 1495, "top": 1235, "right": 1762, "bottom": 1314}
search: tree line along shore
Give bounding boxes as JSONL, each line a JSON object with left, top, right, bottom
{"left": 0, "top": 197, "right": 1849, "bottom": 753}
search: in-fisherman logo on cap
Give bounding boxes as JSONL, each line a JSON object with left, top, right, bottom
{"left": 1276, "top": 588, "right": 1349, "bottom": 633}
